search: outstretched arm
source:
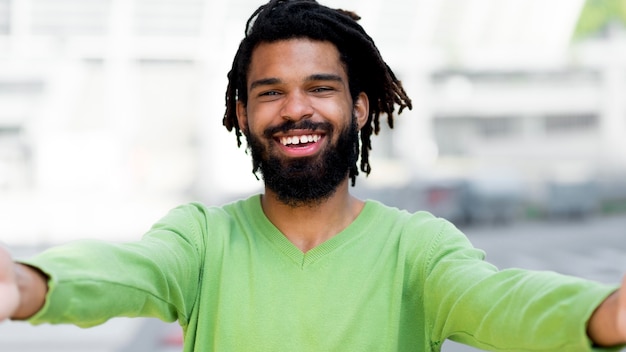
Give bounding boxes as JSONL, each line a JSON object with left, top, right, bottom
{"left": 0, "top": 246, "right": 48, "bottom": 321}
{"left": 587, "top": 275, "right": 626, "bottom": 347}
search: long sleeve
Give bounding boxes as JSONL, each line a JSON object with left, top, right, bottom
{"left": 422, "top": 221, "right": 620, "bottom": 351}
{"left": 22, "top": 203, "right": 208, "bottom": 328}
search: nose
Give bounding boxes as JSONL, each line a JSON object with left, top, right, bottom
{"left": 280, "top": 90, "right": 313, "bottom": 122}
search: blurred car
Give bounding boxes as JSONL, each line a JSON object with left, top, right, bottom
{"left": 354, "top": 172, "right": 525, "bottom": 226}
{"left": 545, "top": 179, "right": 599, "bottom": 219}
{"left": 457, "top": 174, "right": 525, "bottom": 225}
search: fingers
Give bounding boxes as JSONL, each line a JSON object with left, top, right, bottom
{"left": 618, "top": 275, "right": 626, "bottom": 339}
{"left": 0, "top": 246, "right": 19, "bottom": 321}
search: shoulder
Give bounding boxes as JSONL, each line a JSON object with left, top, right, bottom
{"left": 364, "top": 199, "right": 453, "bottom": 241}
{"left": 146, "top": 195, "right": 261, "bottom": 249}
{"left": 156, "top": 195, "right": 260, "bottom": 227}
{"left": 364, "top": 199, "right": 479, "bottom": 267}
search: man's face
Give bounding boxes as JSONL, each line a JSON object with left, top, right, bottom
{"left": 236, "top": 39, "right": 369, "bottom": 206}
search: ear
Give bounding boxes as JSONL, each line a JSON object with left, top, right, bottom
{"left": 236, "top": 101, "right": 248, "bottom": 133}
{"left": 354, "top": 92, "right": 369, "bottom": 130}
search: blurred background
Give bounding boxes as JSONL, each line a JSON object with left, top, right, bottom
{"left": 1, "top": 0, "right": 625, "bottom": 351}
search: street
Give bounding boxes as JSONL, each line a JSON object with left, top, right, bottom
{"left": 1, "top": 214, "right": 625, "bottom": 351}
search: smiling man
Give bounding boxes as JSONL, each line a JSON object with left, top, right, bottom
{"left": 1, "top": 0, "right": 626, "bottom": 351}
{"left": 240, "top": 39, "right": 367, "bottom": 209}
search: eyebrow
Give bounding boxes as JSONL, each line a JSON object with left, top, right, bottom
{"left": 249, "top": 78, "right": 281, "bottom": 91}
{"left": 249, "top": 74, "right": 345, "bottom": 91}
{"left": 307, "top": 73, "right": 344, "bottom": 83}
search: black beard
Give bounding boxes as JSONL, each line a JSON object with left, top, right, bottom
{"left": 245, "top": 117, "right": 359, "bottom": 207}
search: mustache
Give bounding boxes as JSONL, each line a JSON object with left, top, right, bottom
{"left": 263, "top": 120, "right": 333, "bottom": 139}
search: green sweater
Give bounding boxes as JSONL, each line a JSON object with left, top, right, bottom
{"left": 25, "top": 195, "right": 618, "bottom": 351}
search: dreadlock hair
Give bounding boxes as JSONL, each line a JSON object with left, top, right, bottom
{"left": 223, "top": 0, "right": 412, "bottom": 186}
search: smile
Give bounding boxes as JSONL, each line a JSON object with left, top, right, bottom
{"left": 279, "top": 134, "right": 322, "bottom": 146}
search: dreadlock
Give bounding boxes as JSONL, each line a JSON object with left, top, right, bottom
{"left": 223, "top": 0, "right": 412, "bottom": 186}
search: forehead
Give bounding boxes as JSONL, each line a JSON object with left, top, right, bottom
{"left": 247, "top": 39, "right": 347, "bottom": 84}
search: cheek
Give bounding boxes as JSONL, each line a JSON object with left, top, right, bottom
{"left": 246, "top": 120, "right": 269, "bottom": 139}
{"left": 246, "top": 103, "right": 279, "bottom": 132}
{"left": 328, "top": 105, "right": 355, "bottom": 131}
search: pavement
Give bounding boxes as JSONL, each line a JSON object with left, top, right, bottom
{"left": 0, "top": 318, "right": 144, "bottom": 352}
{"left": 1, "top": 214, "right": 625, "bottom": 352}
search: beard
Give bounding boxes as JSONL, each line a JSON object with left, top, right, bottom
{"left": 245, "top": 116, "right": 359, "bottom": 207}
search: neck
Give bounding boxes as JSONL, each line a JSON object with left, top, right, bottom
{"left": 261, "top": 179, "right": 365, "bottom": 253}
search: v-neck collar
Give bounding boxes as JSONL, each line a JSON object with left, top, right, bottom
{"left": 244, "top": 195, "right": 377, "bottom": 269}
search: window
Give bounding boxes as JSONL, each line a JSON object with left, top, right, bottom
{"left": 544, "top": 114, "right": 598, "bottom": 134}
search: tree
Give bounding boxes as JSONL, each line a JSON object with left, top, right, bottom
{"left": 573, "top": 0, "right": 626, "bottom": 40}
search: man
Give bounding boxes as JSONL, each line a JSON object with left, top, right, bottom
{"left": 1, "top": 0, "right": 625, "bottom": 351}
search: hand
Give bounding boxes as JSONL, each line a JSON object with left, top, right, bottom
{"left": 588, "top": 274, "right": 626, "bottom": 347}
{"left": 618, "top": 275, "right": 626, "bottom": 341}
{"left": 0, "top": 245, "right": 19, "bottom": 321}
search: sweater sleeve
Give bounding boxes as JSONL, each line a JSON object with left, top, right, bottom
{"left": 21, "top": 203, "right": 208, "bottom": 329}
{"left": 422, "top": 220, "right": 620, "bottom": 352}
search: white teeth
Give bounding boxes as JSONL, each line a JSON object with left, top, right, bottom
{"left": 280, "top": 134, "right": 321, "bottom": 146}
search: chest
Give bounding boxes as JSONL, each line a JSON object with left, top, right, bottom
{"left": 189, "top": 238, "right": 422, "bottom": 351}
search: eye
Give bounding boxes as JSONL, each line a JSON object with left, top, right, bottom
{"left": 259, "top": 90, "right": 280, "bottom": 97}
{"left": 256, "top": 90, "right": 284, "bottom": 100}
{"left": 311, "top": 86, "right": 334, "bottom": 93}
